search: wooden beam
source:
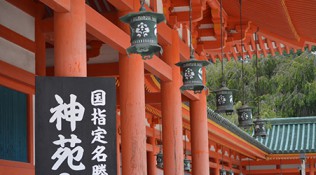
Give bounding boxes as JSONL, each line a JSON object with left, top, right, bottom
{"left": 266, "top": 38, "right": 276, "bottom": 56}
{"left": 40, "top": 0, "right": 70, "bottom": 12}
{"left": 0, "top": 60, "right": 35, "bottom": 87}
{"left": 182, "top": 90, "right": 200, "bottom": 101}
{"left": 6, "top": 0, "right": 36, "bottom": 16}
{"left": 257, "top": 34, "right": 268, "bottom": 57}
{"left": 258, "top": 29, "right": 304, "bottom": 49}
{"left": 107, "top": 0, "right": 133, "bottom": 11}
{"left": 208, "top": 119, "right": 268, "bottom": 160}
{"left": 145, "top": 92, "right": 161, "bottom": 104}
{"left": 0, "top": 24, "right": 36, "bottom": 53}
{"left": 0, "top": 160, "right": 34, "bottom": 175}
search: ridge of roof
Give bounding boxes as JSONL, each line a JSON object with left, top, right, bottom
{"left": 266, "top": 116, "right": 316, "bottom": 125}
{"left": 207, "top": 109, "right": 272, "bottom": 154}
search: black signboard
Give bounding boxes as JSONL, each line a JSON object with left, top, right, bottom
{"left": 35, "top": 77, "right": 117, "bottom": 175}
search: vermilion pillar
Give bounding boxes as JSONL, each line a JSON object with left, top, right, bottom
{"left": 147, "top": 120, "right": 157, "bottom": 175}
{"left": 35, "top": 4, "right": 46, "bottom": 76}
{"left": 54, "top": 0, "right": 86, "bottom": 76}
{"left": 190, "top": 78, "right": 209, "bottom": 175}
{"left": 119, "top": 53, "right": 147, "bottom": 175}
{"left": 161, "top": 29, "right": 184, "bottom": 175}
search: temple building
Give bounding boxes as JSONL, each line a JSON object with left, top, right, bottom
{"left": 0, "top": 0, "right": 315, "bottom": 175}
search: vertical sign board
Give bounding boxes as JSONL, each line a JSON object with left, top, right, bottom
{"left": 35, "top": 77, "right": 117, "bottom": 175}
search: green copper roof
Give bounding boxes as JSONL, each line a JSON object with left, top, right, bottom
{"left": 257, "top": 116, "right": 316, "bottom": 154}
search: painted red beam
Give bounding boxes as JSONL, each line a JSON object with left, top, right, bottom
{"left": 6, "top": 0, "right": 37, "bottom": 16}
{"left": 241, "top": 159, "right": 300, "bottom": 166}
{"left": 0, "top": 24, "right": 36, "bottom": 53}
{"left": 107, "top": 0, "right": 133, "bottom": 11}
{"left": 40, "top": 0, "right": 70, "bottom": 12}
{"left": 208, "top": 120, "right": 268, "bottom": 160}
{"left": 0, "top": 60, "right": 35, "bottom": 87}
{"left": 249, "top": 168, "right": 307, "bottom": 174}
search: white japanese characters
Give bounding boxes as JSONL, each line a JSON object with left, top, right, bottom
{"left": 50, "top": 94, "right": 86, "bottom": 175}
{"left": 91, "top": 90, "right": 108, "bottom": 175}
{"left": 50, "top": 94, "right": 85, "bottom": 131}
{"left": 91, "top": 90, "right": 106, "bottom": 106}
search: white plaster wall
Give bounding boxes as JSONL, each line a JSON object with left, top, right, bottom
{"left": 0, "top": 38, "right": 35, "bottom": 73}
{"left": 0, "top": 1, "right": 35, "bottom": 73}
{"left": 0, "top": 1, "right": 35, "bottom": 41}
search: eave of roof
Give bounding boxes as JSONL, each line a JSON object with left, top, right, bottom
{"left": 257, "top": 116, "right": 316, "bottom": 154}
{"left": 207, "top": 109, "right": 272, "bottom": 154}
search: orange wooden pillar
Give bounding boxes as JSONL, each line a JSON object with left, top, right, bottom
{"left": 310, "top": 159, "right": 315, "bottom": 175}
{"left": 35, "top": 4, "right": 46, "bottom": 76}
{"left": 190, "top": 72, "right": 209, "bottom": 175}
{"left": 147, "top": 120, "right": 157, "bottom": 175}
{"left": 54, "top": 0, "right": 86, "bottom": 76}
{"left": 119, "top": 53, "right": 147, "bottom": 175}
{"left": 161, "top": 29, "right": 184, "bottom": 175}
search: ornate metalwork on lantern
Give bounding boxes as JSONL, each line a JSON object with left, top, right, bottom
{"left": 184, "top": 158, "right": 191, "bottom": 172}
{"left": 253, "top": 118, "right": 267, "bottom": 138}
{"left": 156, "top": 151, "right": 163, "bottom": 168}
{"left": 176, "top": 56, "right": 210, "bottom": 94}
{"left": 119, "top": 1, "right": 165, "bottom": 60}
{"left": 213, "top": 84, "right": 234, "bottom": 115}
{"left": 237, "top": 104, "right": 253, "bottom": 128}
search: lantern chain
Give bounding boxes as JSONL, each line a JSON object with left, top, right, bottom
{"left": 255, "top": 28, "right": 260, "bottom": 118}
{"left": 139, "top": 0, "right": 146, "bottom": 11}
{"left": 220, "top": 0, "right": 224, "bottom": 84}
{"left": 240, "top": 0, "right": 245, "bottom": 105}
{"left": 189, "top": 0, "right": 194, "bottom": 58}
{"left": 221, "top": 145, "right": 224, "bottom": 171}
{"left": 184, "top": 129, "right": 187, "bottom": 158}
{"left": 160, "top": 119, "right": 162, "bottom": 151}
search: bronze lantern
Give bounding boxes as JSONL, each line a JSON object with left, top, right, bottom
{"left": 156, "top": 151, "right": 163, "bottom": 168}
{"left": 120, "top": 1, "right": 165, "bottom": 59}
{"left": 176, "top": 55, "right": 210, "bottom": 94}
{"left": 184, "top": 157, "right": 191, "bottom": 172}
{"left": 253, "top": 118, "right": 267, "bottom": 138}
{"left": 213, "top": 83, "right": 234, "bottom": 115}
{"left": 237, "top": 104, "right": 253, "bottom": 128}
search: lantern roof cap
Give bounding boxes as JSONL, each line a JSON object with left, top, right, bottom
{"left": 175, "top": 58, "right": 210, "bottom": 67}
{"left": 237, "top": 104, "right": 253, "bottom": 110}
{"left": 120, "top": 10, "right": 165, "bottom": 24}
{"left": 212, "top": 85, "right": 236, "bottom": 93}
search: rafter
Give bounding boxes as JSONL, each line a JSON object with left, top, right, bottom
{"left": 257, "top": 34, "right": 268, "bottom": 57}
{"left": 40, "top": 0, "right": 70, "bottom": 12}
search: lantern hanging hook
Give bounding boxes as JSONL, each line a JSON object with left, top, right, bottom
{"left": 189, "top": 0, "right": 195, "bottom": 59}
{"left": 139, "top": 0, "right": 146, "bottom": 11}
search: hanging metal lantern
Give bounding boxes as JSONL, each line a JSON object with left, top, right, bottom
{"left": 220, "top": 169, "right": 227, "bottom": 175}
{"left": 228, "top": 170, "right": 234, "bottom": 175}
{"left": 253, "top": 118, "right": 267, "bottom": 138}
{"left": 213, "top": 83, "right": 234, "bottom": 115}
{"left": 156, "top": 151, "right": 163, "bottom": 168}
{"left": 176, "top": 56, "right": 210, "bottom": 94}
{"left": 237, "top": 104, "right": 253, "bottom": 128}
{"left": 184, "top": 157, "right": 191, "bottom": 172}
{"left": 120, "top": 1, "right": 165, "bottom": 60}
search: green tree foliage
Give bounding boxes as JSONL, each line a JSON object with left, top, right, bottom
{"left": 206, "top": 50, "right": 316, "bottom": 124}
